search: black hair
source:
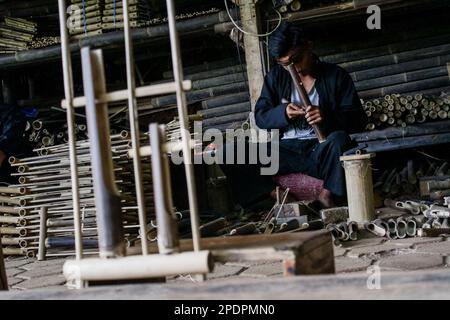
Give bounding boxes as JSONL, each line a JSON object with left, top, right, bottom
{"left": 268, "top": 22, "right": 309, "bottom": 58}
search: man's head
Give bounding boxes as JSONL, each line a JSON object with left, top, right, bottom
{"left": 268, "top": 22, "right": 313, "bottom": 68}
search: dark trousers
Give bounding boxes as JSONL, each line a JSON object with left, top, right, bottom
{"left": 219, "top": 131, "right": 354, "bottom": 208}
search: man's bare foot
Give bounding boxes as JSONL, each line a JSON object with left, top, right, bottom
{"left": 317, "top": 189, "right": 336, "bottom": 208}
{"left": 270, "top": 188, "right": 298, "bottom": 203}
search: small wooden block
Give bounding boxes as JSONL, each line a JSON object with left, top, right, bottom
{"left": 129, "top": 230, "right": 335, "bottom": 276}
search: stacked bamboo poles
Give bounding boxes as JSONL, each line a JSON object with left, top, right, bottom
{"left": 69, "top": 0, "right": 105, "bottom": 39}
{"left": 362, "top": 93, "right": 450, "bottom": 131}
{"left": 0, "top": 17, "right": 37, "bottom": 54}
{"left": 0, "top": 186, "right": 31, "bottom": 257}
{"left": 101, "top": 0, "right": 151, "bottom": 31}
{"left": 28, "top": 37, "right": 61, "bottom": 49}
{"left": 7, "top": 131, "right": 154, "bottom": 258}
{"left": 161, "top": 59, "right": 250, "bottom": 132}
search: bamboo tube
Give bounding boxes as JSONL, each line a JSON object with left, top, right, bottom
{"left": 2, "top": 247, "right": 26, "bottom": 256}
{"left": 38, "top": 207, "right": 47, "bottom": 261}
{"left": 429, "top": 111, "right": 438, "bottom": 119}
{"left": 405, "top": 115, "right": 415, "bottom": 124}
{"left": 438, "top": 110, "right": 447, "bottom": 119}
{"left": 1, "top": 237, "right": 20, "bottom": 246}
{"left": 0, "top": 187, "right": 26, "bottom": 195}
{"left": 0, "top": 195, "right": 25, "bottom": 206}
{"left": 416, "top": 114, "right": 426, "bottom": 123}
{"left": 414, "top": 94, "right": 423, "bottom": 101}
{"left": 0, "top": 207, "right": 27, "bottom": 216}
{"left": 0, "top": 216, "right": 26, "bottom": 226}
{"left": 387, "top": 118, "right": 395, "bottom": 125}
{"left": 341, "top": 154, "right": 376, "bottom": 224}
{"left": 0, "top": 227, "right": 20, "bottom": 235}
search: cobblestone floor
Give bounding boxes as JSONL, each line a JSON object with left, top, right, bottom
{"left": 2, "top": 234, "right": 450, "bottom": 293}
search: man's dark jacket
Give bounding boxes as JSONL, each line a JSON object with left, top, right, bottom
{"left": 255, "top": 59, "right": 367, "bottom": 135}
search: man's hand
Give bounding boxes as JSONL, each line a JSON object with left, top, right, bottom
{"left": 305, "top": 105, "right": 323, "bottom": 125}
{"left": 286, "top": 103, "right": 305, "bottom": 120}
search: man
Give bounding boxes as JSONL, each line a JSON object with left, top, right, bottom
{"left": 221, "top": 23, "right": 367, "bottom": 209}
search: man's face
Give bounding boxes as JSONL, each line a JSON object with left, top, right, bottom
{"left": 276, "top": 44, "right": 310, "bottom": 70}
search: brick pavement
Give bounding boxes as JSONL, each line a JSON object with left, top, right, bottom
{"left": 2, "top": 235, "right": 449, "bottom": 294}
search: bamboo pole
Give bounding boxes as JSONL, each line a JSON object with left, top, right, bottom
{"left": 63, "top": 250, "right": 213, "bottom": 285}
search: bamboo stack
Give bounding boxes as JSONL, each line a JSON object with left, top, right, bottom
{"left": 0, "top": 187, "right": 31, "bottom": 257}
{"left": 161, "top": 58, "right": 250, "bottom": 132}
{"left": 101, "top": 0, "right": 151, "bottom": 31}
{"left": 7, "top": 131, "right": 154, "bottom": 258}
{"left": 69, "top": 0, "right": 105, "bottom": 39}
{"left": 0, "top": 17, "right": 37, "bottom": 54}
{"left": 28, "top": 37, "right": 60, "bottom": 50}
{"left": 362, "top": 93, "right": 450, "bottom": 131}
{"left": 23, "top": 117, "right": 89, "bottom": 153}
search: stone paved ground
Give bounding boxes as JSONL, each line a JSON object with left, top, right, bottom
{"left": 1, "top": 234, "right": 450, "bottom": 295}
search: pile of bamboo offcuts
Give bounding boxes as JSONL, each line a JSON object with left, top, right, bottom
{"left": 363, "top": 93, "right": 450, "bottom": 130}
{"left": 7, "top": 131, "right": 153, "bottom": 258}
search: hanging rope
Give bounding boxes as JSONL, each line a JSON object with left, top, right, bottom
{"left": 82, "top": 0, "right": 87, "bottom": 34}
{"left": 113, "top": 0, "right": 117, "bottom": 28}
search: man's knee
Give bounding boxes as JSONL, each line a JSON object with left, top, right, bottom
{"left": 326, "top": 131, "right": 353, "bottom": 152}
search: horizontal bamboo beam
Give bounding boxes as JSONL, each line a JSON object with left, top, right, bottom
{"left": 61, "top": 80, "right": 192, "bottom": 108}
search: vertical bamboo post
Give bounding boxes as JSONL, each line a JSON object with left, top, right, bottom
{"left": 81, "top": 48, "right": 125, "bottom": 258}
{"left": 57, "top": 0, "right": 83, "bottom": 260}
{"left": 122, "top": 0, "right": 148, "bottom": 256}
{"left": 38, "top": 207, "right": 48, "bottom": 261}
{"left": 340, "top": 154, "right": 376, "bottom": 223}
{"left": 165, "top": 0, "right": 202, "bottom": 253}
{"left": 149, "top": 124, "right": 179, "bottom": 254}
